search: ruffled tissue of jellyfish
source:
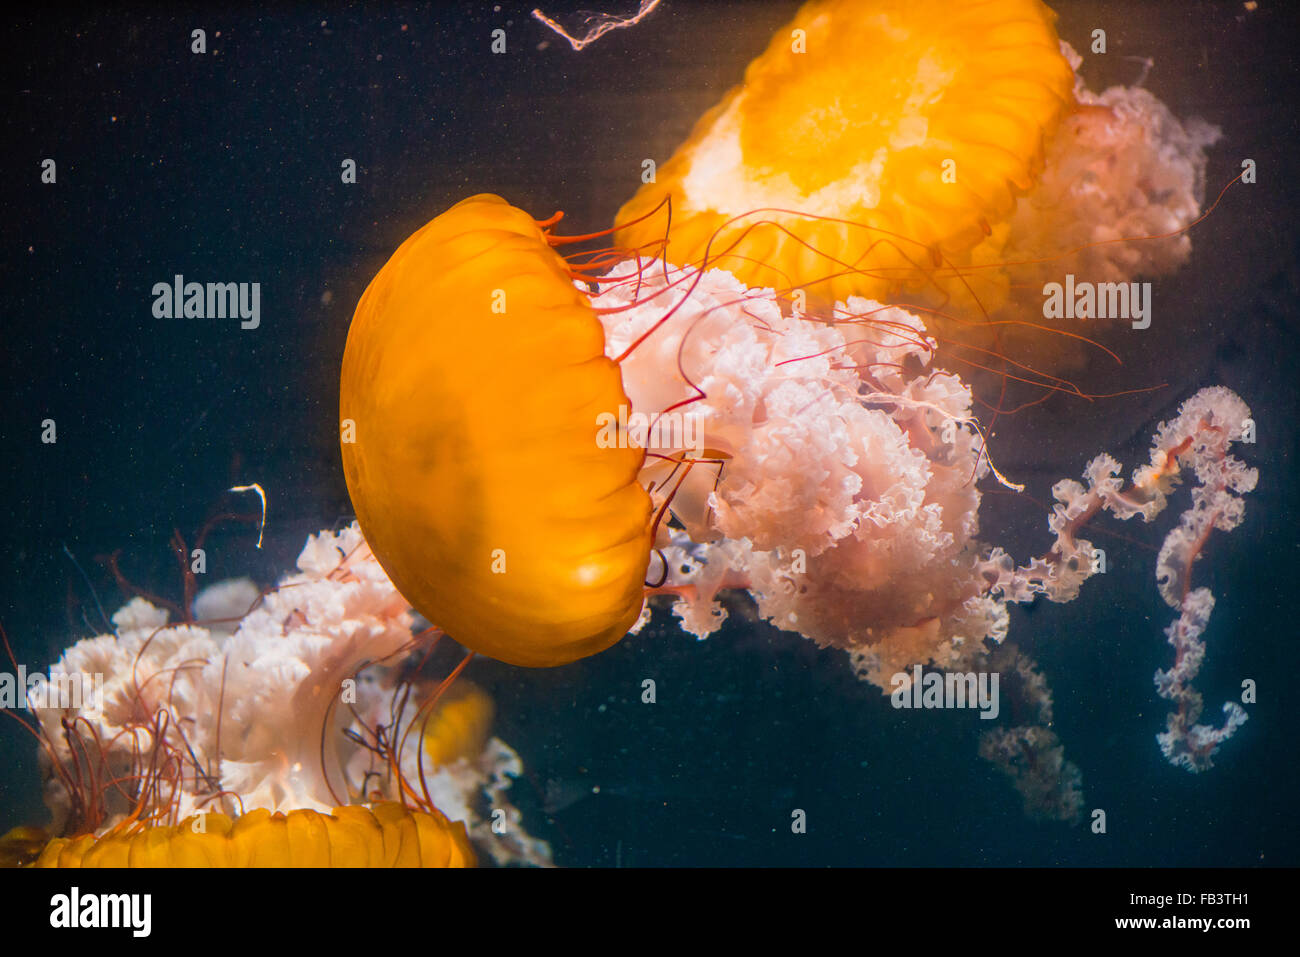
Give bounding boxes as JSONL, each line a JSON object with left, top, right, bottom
{"left": 23, "top": 525, "right": 553, "bottom": 867}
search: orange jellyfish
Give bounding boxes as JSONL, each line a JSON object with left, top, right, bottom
{"left": 4, "top": 525, "right": 507, "bottom": 868}
{"left": 340, "top": 195, "right": 654, "bottom": 667}
{"left": 420, "top": 681, "right": 496, "bottom": 769}
{"left": 614, "top": 0, "right": 1220, "bottom": 337}
{"left": 615, "top": 0, "right": 1075, "bottom": 312}
{"left": 31, "top": 803, "right": 474, "bottom": 868}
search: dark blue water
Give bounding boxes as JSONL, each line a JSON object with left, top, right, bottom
{"left": 1, "top": 0, "right": 1296, "bottom": 867}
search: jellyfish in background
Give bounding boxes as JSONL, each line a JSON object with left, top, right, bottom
{"left": 15, "top": 524, "right": 553, "bottom": 867}
{"left": 337, "top": 189, "right": 1255, "bottom": 823}
{"left": 614, "top": 0, "right": 1221, "bottom": 346}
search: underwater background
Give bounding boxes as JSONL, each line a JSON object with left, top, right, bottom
{"left": 2, "top": 0, "right": 1297, "bottom": 866}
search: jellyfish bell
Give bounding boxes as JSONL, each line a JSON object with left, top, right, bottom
{"left": 32, "top": 803, "right": 475, "bottom": 868}
{"left": 340, "top": 194, "right": 654, "bottom": 667}
{"left": 615, "top": 0, "right": 1076, "bottom": 312}
{"left": 613, "top": 0, "right": 1222, "bottom": 358}
{"left": 418, "top": 680, "right": 495, "bottom": 769}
